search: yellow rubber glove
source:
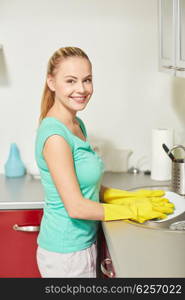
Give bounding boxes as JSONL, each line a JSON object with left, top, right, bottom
{"left": 102, "top": 198, "right": 175, "bottom": 223}
{"left": 103, "top": 188, "right": 165, "bottom": 203}
{"left": 103, "top": 195, "right": 174, "bottom": 213}
{"left": 150, "top": 197, "right": 175, "bottom": 214}
{"left": 128, "top": 197, "right": 174, "bottom": 222}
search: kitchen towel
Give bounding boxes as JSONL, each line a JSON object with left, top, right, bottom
{"left": 151, "top": 128, "right": 174, "bottom": 180}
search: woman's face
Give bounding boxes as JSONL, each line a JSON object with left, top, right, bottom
{"left": 47, "top": 57, "right": 93, "bottom": 112}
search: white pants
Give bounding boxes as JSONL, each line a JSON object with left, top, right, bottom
{"left": 36, "top": 243, "right": 97, "bottom": 278}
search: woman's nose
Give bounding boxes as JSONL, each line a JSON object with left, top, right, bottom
{"left": 76, "top": 82, "right": 85, "bottom": 93}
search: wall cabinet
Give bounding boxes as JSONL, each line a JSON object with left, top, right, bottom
{"left": 0, "top": 209, "right": 43, "bottom": 278}
{"left": 159, "top": 0, "right": 185, "bottom": 77}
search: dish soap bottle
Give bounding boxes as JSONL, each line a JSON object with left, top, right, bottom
{"left": 4, "top": 143, "right": 26, "bottom": 177}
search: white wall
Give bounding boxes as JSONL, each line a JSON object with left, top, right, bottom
{"left": 0, "top": 0, "right": 184, "bottom": 174}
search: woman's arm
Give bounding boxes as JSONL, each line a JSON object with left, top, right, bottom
{"left": 43, "top": 135, "right": 104, "bottom": 221}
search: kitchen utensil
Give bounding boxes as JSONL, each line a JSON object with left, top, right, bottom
{"left": 162, "top": 143, "right": 175, "bottom": 161}
{"left": 168, "top": 145, "right": 185, "bottom": 196}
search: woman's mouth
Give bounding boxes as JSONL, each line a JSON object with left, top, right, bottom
{"left": 70, "top": 96, "right": 87, "bottom": 103}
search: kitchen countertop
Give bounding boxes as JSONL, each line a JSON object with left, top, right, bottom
{"left": 0, "top": 174, "right": 44, "bottom": 209}
{"left": 102, "top": 171, "right": 170, "bottom": 190}
{"left": 0, "top": 172, "right": 170, "bottom": 210}
{"left": 3, "top": 172, "right": 183, "bottom": 278}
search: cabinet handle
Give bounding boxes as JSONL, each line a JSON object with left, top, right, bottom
{"left": 162, "top": 65, "right": 176, "bottom": 70}
{"left": 101, "top": 258, "right": 115, "bottom": 278}
{"left": 163, "top": 65, "right": 185, "bottom": 72}
{"left": 13, "top": 224, "right": 40, "bottom": 232}
{"left": 175, "top": 67, "right": 185, "bottom": 72}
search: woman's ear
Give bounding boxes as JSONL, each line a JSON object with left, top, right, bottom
{"left": 47, "top": 75, "right": 55, "bottom": 92}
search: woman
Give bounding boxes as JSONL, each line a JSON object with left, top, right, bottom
{"left": 35, "top": 46, "right": 174, "bottom": 278}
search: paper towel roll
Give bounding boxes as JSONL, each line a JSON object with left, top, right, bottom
{"left": 151, "top": 128, "right": 174, "bottom": 180}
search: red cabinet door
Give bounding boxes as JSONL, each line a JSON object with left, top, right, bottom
{"left": 97, "top": 225, "right": 116, "bottom": 278}
{"left": 0, "top": 209, "right": 43, "bottom": 278}
{"left": 100, "top": 231, "right": 116, "bottom": 278}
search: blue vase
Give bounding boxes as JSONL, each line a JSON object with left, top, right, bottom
{"left": 4, "top": 143, "right": 26, "bottom": 178}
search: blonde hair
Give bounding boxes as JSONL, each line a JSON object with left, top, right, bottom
{"left": 39, "top": 46, "right": 91, "bottom": 123}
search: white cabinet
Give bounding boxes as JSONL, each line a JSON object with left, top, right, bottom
{"left": 159, "top": 0, "right": 185, "bottom": 77}
{"left": 176, "top": 0, "right": 185, "bottom": 73}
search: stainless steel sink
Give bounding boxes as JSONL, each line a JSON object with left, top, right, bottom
{"left": 127, "top": 185, "right": 185, "bottom": 231}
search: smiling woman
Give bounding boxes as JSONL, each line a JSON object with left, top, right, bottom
{"left": 46, "top": 57, "right": 93, "bottom": 117}
{"left": 35, "top": 46, "right": 106, "bottom": 278}
{"left": 39, "top": 47, "right": 93, "bottom": 123}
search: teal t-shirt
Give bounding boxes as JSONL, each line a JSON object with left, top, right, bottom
{"left": 35, "top": 116, "right": 104, "bottom": 253}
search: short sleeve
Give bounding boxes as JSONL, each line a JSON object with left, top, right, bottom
{"left": 35, "top": 119, "right": 74, "bottom": 169}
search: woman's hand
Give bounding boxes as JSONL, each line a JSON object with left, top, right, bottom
{"left": 101, "top": 187, "right": 174, "bottom": 223}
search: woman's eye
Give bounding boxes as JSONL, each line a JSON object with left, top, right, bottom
{"left": 66, "top": 79, "right": 92, "bottom": 84}
{"left": 66, "top": 80, "right": 75, "bottom": 83}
